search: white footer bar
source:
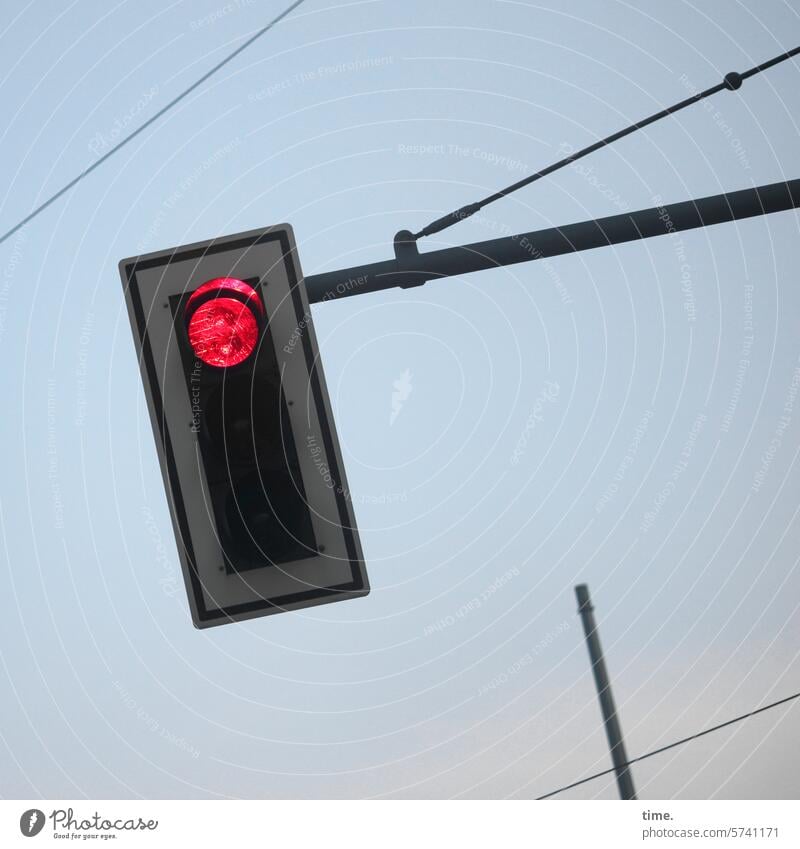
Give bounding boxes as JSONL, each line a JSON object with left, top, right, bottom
{"left": 3, "top": 800, "right": 797, "bottom": 848}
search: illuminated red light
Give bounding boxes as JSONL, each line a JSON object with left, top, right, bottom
{"left": 185, "top": 278, "right": 262, "bottom": 368}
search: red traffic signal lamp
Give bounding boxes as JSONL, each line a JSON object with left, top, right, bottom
{"left": 184, "top": 277, "right": 264, "bottom": 367}
{"left": 120, "top": 225, "right": 368, "bottom": 628}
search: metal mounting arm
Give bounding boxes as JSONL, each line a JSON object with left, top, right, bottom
{"left": 304, "top": 179, "right": 800, "bottom": 304}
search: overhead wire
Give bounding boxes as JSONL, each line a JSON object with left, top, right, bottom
{"left": 0, "top": 0, "right": 308, "bottom": 248}
{"left": 411, "top": 46, "right": 800, "bottom": 240}
{"left": 535, "top": 690, "right": 800, "bottom": 800}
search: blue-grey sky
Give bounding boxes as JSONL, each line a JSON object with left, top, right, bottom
{"left": 1, "top": 0, "right": 799, "bottom": 800}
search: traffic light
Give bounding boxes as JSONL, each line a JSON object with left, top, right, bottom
{"left": 119, "top": 225, "right": 369, "bottom": 628}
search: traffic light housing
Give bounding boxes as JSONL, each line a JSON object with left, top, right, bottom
{"left": 119, "top": 225, "right": 369, "bottom": 628}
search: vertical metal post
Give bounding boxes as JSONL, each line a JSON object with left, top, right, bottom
{"left": 575, "top": 584, "right": 637, "bottom": 800}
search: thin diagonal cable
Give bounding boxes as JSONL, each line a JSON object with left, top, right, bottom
{"left": 535, "top": 690, "right": 800, "bottom": 800}
{"left": 412, "top": 45, "right": 800, "bottom": 240}
{"left": 0, "top": 0, "right": 308, "bottom": 248}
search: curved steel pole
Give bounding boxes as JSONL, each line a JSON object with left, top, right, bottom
{"left": 305, "top": 179, "right": 800, "bottom": 303}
